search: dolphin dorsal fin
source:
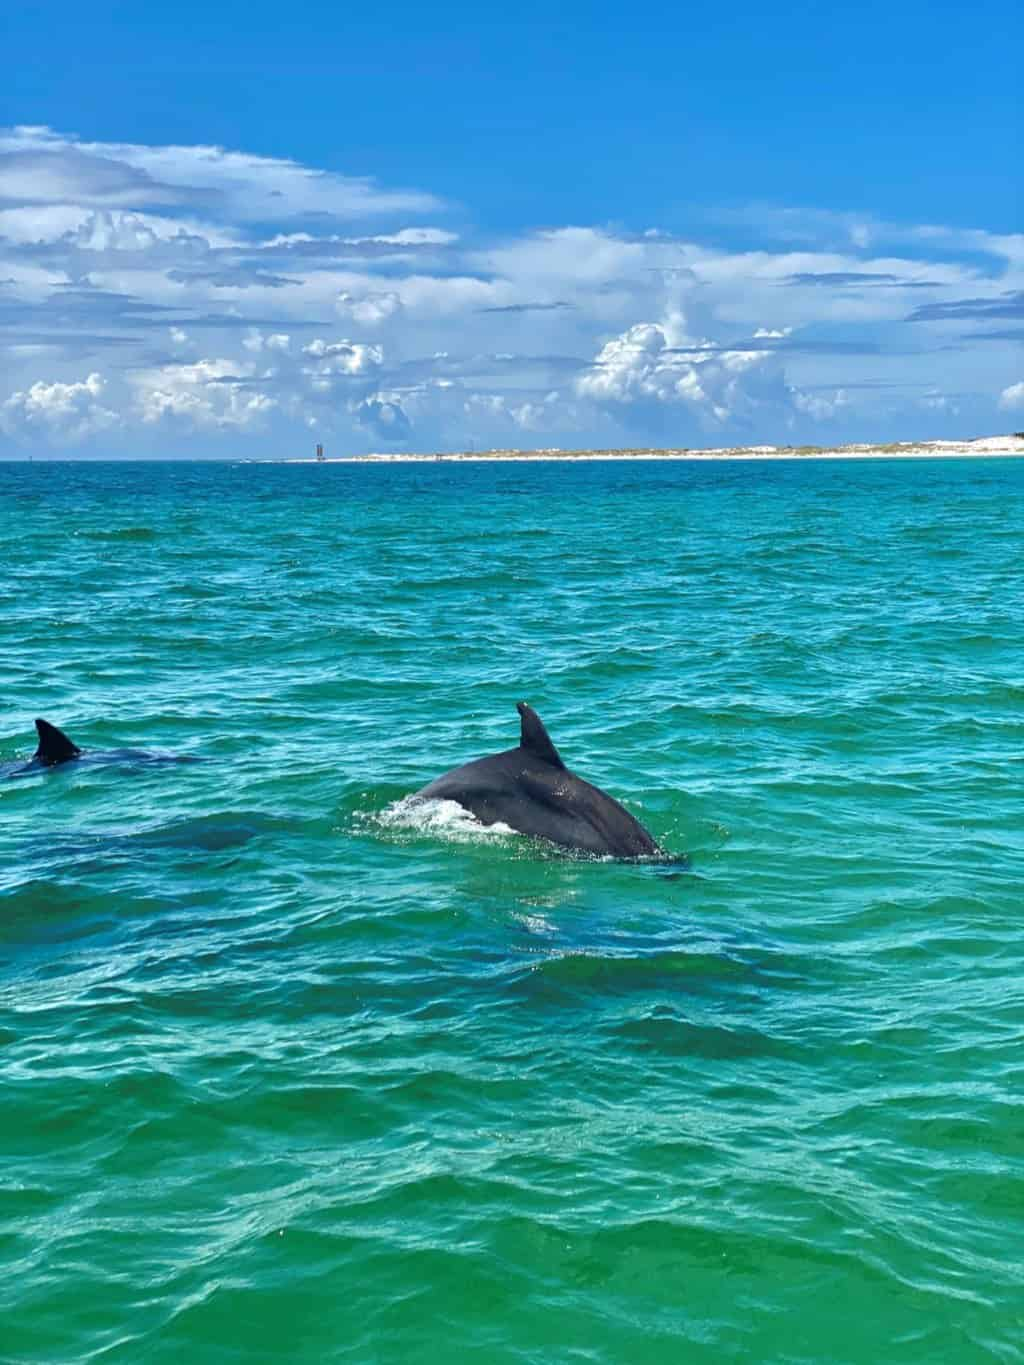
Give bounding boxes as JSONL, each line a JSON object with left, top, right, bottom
{"left": 34, "top": 718, "right": 82, "bottom": 766}
{"left": 516, "top": 702, "right": 565, "bottom": 768}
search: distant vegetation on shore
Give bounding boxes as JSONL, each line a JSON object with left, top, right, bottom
{"left": 326, "top": 435, "right": 1024, "bottom": 463}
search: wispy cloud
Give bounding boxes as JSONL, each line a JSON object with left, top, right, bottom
{"left": 907, "top": 292, "right": 1024, "bottom": 323}
{"left": 478, "top": 301, "right": 574, "bottom": 314}
{"left": 787, "top": 271, "right": 941, "bottom": 289}
{"left": 0, "top": 126, "right": 444, "bottom": 222}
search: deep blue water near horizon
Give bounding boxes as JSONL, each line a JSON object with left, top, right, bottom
{"left": 1, "top": 457, "right": 1021, "bottom": 1364}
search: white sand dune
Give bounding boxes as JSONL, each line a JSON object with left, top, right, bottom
{"left": 288, "top": 435, "right": 1024, "bottom": 464}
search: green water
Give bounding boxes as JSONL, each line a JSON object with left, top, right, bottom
{"left": 1, "top": 457, "right": 1021, "bottom": 1363}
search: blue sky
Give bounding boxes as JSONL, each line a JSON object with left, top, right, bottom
{"left": 2, "top": 0, "right": 1021, "bottom": 454}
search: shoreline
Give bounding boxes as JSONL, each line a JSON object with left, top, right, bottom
{"left": 286, "top": 436, "right": 1024, "bottom": 464}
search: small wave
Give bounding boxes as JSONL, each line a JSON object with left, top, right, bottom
{"left": 78, "top": 526, "right": 157, "bottom": 541}
{"left": 610, "top": 1012, "right": 792, "bottom": 1060}
{"left": 522, "top": 947, "right": 750, "bottom": 997}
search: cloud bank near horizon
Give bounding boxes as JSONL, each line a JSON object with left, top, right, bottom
{"left": 1, "top": 125, "right": 1022, "bottom": 455}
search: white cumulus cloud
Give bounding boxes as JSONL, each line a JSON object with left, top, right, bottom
{"left": 1, "top": 372, "right": 118, "bottom": 442}
{"left": 575, "top": 314, "right": 785, "bottom": 425}
{"left": 301, "top": 337, "right": 383, "bottom": 378}
{"left": 351, "top": 392, "right": 412, "bottom": 442}
{"left": 792, "top": 388, "right": 850, "bottom": 420}
{"left": 132, "top": 358, "right": 276, "bottom": 428}
{"left": 336, "top": 290, "right": 403, "bottom": 325}
{"left": 243, "top": 330, "right": 291, "bottom": 353}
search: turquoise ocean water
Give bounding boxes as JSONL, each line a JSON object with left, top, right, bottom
{"left": 1, "top": 456, "right": 1021, "bottom": 1363}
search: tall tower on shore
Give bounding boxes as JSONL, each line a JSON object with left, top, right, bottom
{"left": 316, "top": 443, "right": 325, "bottom": 462}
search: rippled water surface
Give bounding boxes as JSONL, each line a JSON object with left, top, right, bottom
{"left": 1, "top": 457, "right": 1022, "bottom": 1363}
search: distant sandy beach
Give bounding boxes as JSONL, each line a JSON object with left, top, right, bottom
{"left": 287, "top": 435, "right": 1024, "bottom": 464}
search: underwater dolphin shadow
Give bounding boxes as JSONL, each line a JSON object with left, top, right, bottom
{"left": 410, "top": 701, "right": 688, "bottom": 864}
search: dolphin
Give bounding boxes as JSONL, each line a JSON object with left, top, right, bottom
{"left": 3, "top": 718, "right": 198, "bottom": 778}
{"left": 411, "top": 702, "right": 663, "bottom": 858}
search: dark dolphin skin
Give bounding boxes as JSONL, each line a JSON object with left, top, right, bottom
{"left": 411, "top": 702, "right": 662, "bottom": 858}
{"left": 3, "top": 718, "right": 198, "bottom": 778}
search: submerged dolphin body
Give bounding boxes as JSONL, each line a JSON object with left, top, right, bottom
{"left": 3, "top": 718, "right": 197, "bottom": 778}
{"left": 411, "top": 702, "right": 662, "bottom": 858}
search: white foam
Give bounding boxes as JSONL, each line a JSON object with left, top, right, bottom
{"left": 511, "top": 911, "right": 559, "bottom": 936}
{"left": 370, "top": 796, "right": 520, "bottom": 844}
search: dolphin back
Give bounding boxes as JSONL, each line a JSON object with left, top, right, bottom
{"left": 412, "top": 703, "right": 663, "bottom": 858}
